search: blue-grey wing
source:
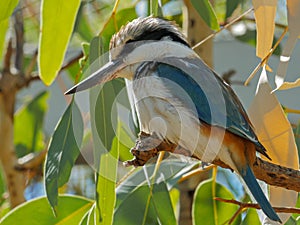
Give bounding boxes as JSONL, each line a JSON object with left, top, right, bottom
{"left": 154, "top": 59, "right": 268, "bottom": 158}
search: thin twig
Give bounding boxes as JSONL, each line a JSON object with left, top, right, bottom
{"left": 192, "top": 8, "right": 253, "bottom": 50}
{"left": 178, "top": 164, "right": 215, "bottom": 183}
{"left": 215, "top": 197, "right": 300, "bottom": 214}
{"left": 244, "top": 27, "right": 288, "bottom": 86}
{"left": 98, "top": 0, "right": 120, "bottom": 36}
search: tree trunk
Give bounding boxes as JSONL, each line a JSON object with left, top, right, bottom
{"left": 0, "top": 72, "right": 26, "bottom": 208}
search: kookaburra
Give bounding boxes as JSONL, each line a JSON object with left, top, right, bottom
{"left": 66, "top": 16, "right": 281, "bottom": 222}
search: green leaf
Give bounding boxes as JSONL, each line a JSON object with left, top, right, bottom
{"left": 14, "top": 91, "right": 49, "bottom": 157}
{"left": 241, "top": 208, "right": 260, "bottom": 225}
{"left": 190, "top": 0, "right": 219, "bottom": 31}
{"left": 0, "top": 0, "right": 18, "bottom": 21}
{"left": 0, "top": 195, "right": 93, "bottom": 225}
{"left": 45, "top": 100, "right": 83, "bottom": 210}
{"left": 193, "top": 179, "right": 241, "bottom": 225}
{"left": 100, "top": 7, "right": 137, "bottom": 51}
{"left": 225, "top": 0, "right": 242, "bottom": 20}
{"left": 38, "top": 0, "right": 81, "bottom": 85}
{"left": 0, "top": 19, "right": 9, "bottom": 61}
{"left": 95, "top": 140, "right": 119, "bottom": 225}
{"left": 114, "top": 182, "right": 176, "bottom": 225}
{"left": 151, "top": 182, "right": 177, "bottom": 225}
{"left": 116, "top": 159, "right": 199, "bottom": 207}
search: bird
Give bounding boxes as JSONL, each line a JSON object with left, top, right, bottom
{"left": 65, "top": 16, "right": 281, "bottom": 223}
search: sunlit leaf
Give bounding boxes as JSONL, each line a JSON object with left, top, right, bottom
{"left": 190, "top": 0, "right": 219, "bottom": 31}
{"left": 0, "top": 0, "right": 19, "bottom": 21}
{"left": 14, "top": 91, "right": 49, "bottom": 157}
{"left": 241, "top": 209, "right": 260, "bottom": 225}
{"left": 38, "top": 0, "right": 81, "bottom": 85}
{"left": 248, "top": 67, "right": 299, "bottom": 223}
{"left": 45, "top": 100, "right": 83, "bottom": 210}
{"left": 252, "top": 0, "right": 277, "bottom": 60}
{"left": 0, "top": 195, "right": 93, "bottom": 225}
{"left": 277, "top": 78, "right": 300, "bottom": 91}
{"left": 193, "top": 179, "right": 241, "bottom": 225}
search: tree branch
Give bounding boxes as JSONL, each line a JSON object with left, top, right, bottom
{"left": 124, "top": 132, "right": 300, "bottom": 193}
{"left": 13, "top": 4, "right": 24, "bottom": 73}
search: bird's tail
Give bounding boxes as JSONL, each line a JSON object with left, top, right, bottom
{"left": 240, "top": 165, "right": 282, "bottom": 223}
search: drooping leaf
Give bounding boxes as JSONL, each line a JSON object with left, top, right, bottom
{"left": 0, "top": 195, "right": 93, "bottom": 225}
{"left": 248, "top": 67, "right": 299, "bottom": 223}
{"left": 14, "top": 91, "right": 49, "bottom": 157}
{"left": 38, "top": 0, "right": 81, "bottom": 85}
{"left": 190, "top": 0, "right": 219, "bottom": 31}
{"left": 193, "top": 179, "right": 241, "bottom": 225}
{"left": 0, "top": 0, "right": 19, "bottom": 21}
{"left": 45, "top": 99, "right": 83, "bottom": 210}
{"left": 252, "top": 0, "right": 277, "bottom": 60}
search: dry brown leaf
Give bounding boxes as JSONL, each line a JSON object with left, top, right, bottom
{"left": 252, "top": 0, "right": 277, "bottom": 60}
{"left": 248, "top": 66, "right": 299, "bottom": 224}
{"left": 275, "top": 0, "right": 300, "bottom": 89}
{"left": 276, "top": 77, "right": 300, "bottom": 91}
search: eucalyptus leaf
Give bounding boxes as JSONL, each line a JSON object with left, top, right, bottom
{"left": 193, "top": 179, "right": 241, "bottom": 225}
{"left": 39, "top": 0, "right": 81, "bottom": 85}
{"left": 0, "top": 0, "right": 19, "bottom": 21}
{"left": 45, "top": 100, "right": 83, "bottom": 210}
{"left": 0, "top": 195, "right": 93, "bottom": 225}
{"left": 190, "top": 0, "right": 219, "bottom": 31}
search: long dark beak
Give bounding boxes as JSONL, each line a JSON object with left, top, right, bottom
{"left": 65, "top": 59, "right": 125, "bottom": 95}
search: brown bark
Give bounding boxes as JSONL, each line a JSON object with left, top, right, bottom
{"left": 0, "top": 72, "right": 26, "bottom": 207}
{"left": 125, "top": 132, "right": 300, "bottom": 193}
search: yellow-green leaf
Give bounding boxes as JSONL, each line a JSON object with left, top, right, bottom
{"left": 38, "top": 0, "right": 81, "bottom": 85}
{"left": 0, "top": 0, "right": 18, "bottom": 21}
{"left": 252, "top": 0, "right": 277, "bottom": 60}
{"left": 0, "top": 195, "right": 93, "bottom": 225}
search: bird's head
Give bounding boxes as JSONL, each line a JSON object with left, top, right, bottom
{"left": 65, "top": 16, "right": 190, "bottom": 94}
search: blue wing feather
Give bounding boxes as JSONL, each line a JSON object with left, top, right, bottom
{"left": 155, "top": 62, "right": 269, "bottom": 158}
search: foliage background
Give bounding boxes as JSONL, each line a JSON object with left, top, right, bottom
{"left": 0, "top": 0, "right": 299, "bottom": 224}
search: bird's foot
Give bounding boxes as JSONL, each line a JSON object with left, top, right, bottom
{"left": 124, "top": 132, "right": 176, "bottom": 167}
